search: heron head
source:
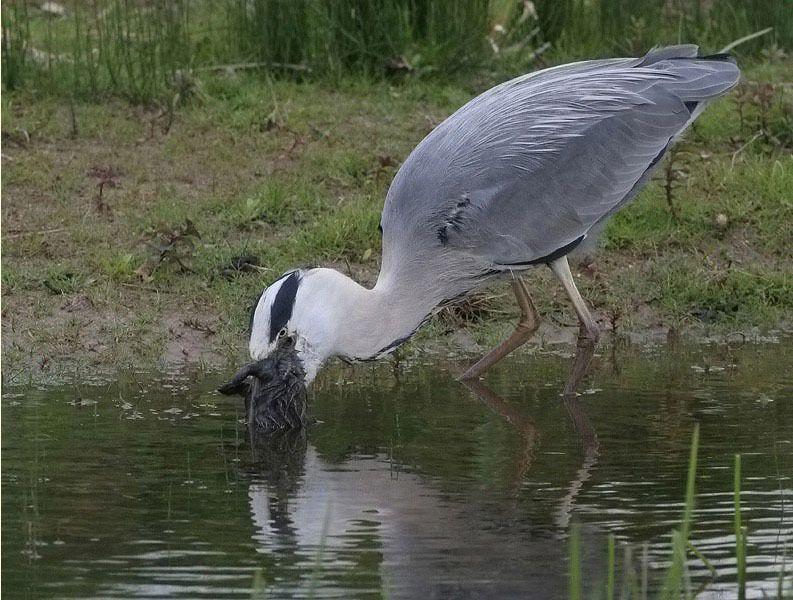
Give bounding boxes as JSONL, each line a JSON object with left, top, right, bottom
{"left": 219, "top": 269, "right": 327, "bottom": 431}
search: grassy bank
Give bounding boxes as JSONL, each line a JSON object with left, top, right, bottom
{"left": 2, "top": 0, "right": 793, "bottom": 380}
{"left": 3, "top": 53, "right": 791, "bottom": 380}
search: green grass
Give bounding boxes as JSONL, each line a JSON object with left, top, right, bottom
{"left": 2, "top": 0, "right": 790, "bottom": 103}
{"left": 570, "top": 524, "right": 583, "bottom": 600}
{"left": 2, "top": 41, "right": 792, "bottom": 375}
{"left": 607, "top": 534, "right": 616, "bottom": 600}
{"left": 661, "top": 425, "right": 700, "bottom": 598}
{"left": 567, "top": 427, "right": 791, "bottom": 599}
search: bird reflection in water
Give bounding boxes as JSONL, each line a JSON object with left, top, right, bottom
{"left": 243, "top": 380, "right": 601, "bottom": 597}
{"left": 461, "top": 378, "right": 599, "bottom": 521}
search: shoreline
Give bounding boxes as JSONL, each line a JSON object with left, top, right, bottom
{"left": 3, "top": 313, "right": 790, "bottom": 388}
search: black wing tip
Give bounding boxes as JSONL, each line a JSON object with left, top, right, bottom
{"left": 699, "top": 52, "right": 737, "bottom": 64}
{"left": 641, "top": 46, "right": 738, "bottom": 67}
{"left": 684, "top": 100, "right": 699, "bottom": 114}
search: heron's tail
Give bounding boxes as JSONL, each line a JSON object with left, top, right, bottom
{"left": 637, "top": 45, "right": 741, "bottom": 133}
{"left": 639, "top": 45, "right": 741, "bottom": 105}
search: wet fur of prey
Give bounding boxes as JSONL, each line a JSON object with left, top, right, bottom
{"left": 219, "top": 339, "right": 308, "bottom": 432}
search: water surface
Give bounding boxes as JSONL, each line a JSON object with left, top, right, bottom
{"left": 3, "top": 339, "right": 792, "bottom": 599}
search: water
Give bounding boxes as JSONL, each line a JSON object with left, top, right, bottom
{"left": 3, "top": 339, "right": 792, "bottom": 599}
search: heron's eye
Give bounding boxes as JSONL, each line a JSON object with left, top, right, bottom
{"left": 278, "top": 327, "right": 288, "bottom": 339}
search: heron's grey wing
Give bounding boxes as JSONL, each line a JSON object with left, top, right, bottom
{"left": 380, "top": 46, "right": 739, "bottom": 272}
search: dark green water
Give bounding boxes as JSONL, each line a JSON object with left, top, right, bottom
{"left": 3, "top": 339, "right": 792, "bottom": 599}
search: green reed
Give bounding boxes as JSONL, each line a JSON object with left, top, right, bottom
{"left": 607, "top": 533, "right": 616, "bottom": 600}
{"left": 567, "top": 425, "right": 793, "bottom": 598}
{"left": 228, "top": 0, "right": 492, "bottom": 78}
{"left": 1, "top": 0, "right": 193, "bottom": 102}
{"left": 735, "top": 454, "right": 747, "bottom": 600}
{"left": 544, "top": 0, "right": 791, "bottom": 60}
{"left": 570, "top": 523, "right": 583, "bottom": 600}
{"left": 3, "top": 0, "right": 788, "bottom": 103}
{"left": 1, "top": 0, "right": 31, "bottom": 92}
{"left": 654, "top": 425, "right": 699, "bottom": 599}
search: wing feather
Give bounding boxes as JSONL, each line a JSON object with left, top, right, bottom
{"left": 380, "top": 46, "right": 739, "bottom": 274}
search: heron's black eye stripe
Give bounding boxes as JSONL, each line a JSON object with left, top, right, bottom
{"left": 269, "top": 271, "right": 301, "bottom": 343}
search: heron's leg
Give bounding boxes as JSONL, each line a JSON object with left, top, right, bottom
{"left": 460, "top": 276, "right": 539, "bottom": 380}
{"left": 549, "top": 256, "right": 600, "bottom": 396}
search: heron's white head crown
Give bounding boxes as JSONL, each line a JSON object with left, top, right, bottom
{"left": 248, "top": 269, "right": 332, "bottom": 384}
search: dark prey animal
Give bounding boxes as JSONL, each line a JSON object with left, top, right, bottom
{"left": 219, "top": 335, "right": 307, "bottom": 430}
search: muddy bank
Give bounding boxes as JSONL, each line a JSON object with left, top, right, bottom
{"left": 3, "top": 289, "right": 790, "bottom": 387}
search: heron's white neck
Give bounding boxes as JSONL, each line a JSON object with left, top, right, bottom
{"left": 296, "top": 268, "right": 441, "bottom": 364}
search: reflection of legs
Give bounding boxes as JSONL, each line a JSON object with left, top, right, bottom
{"left": 461, "top": 378, "right": 539, "bottom": 487}
{"left": 462, "top": 378, "right": 538, "bottom": 436}
{"left": 461, "top": 276, "right": 539, "bottom": 381}
{"left": 563, "top": 397, "right": 598, "bottom": 459}
{"left": 549, "top": 256, "right": 600, "bottom": 396}
{"left": 555, "top": 396, "right": 599, "bottom": 530}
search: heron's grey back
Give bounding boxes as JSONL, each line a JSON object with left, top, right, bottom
{"left": 380, "top": 45, "right": 739, "bottom": 282}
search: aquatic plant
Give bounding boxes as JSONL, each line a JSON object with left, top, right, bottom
{"left": 568, "top": 425, "right": 791, "bottom": 599}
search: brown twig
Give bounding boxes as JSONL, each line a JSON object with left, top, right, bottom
{"left": 6, "top": 227, "right": 68, "bottom": 239}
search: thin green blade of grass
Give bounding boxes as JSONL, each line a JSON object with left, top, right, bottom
{"left": 607, "top": 534, "right": 615, "bottom": 600}
{"left": 687, "top": 540, "right": 719, "bottom": 588}
{"left": 250, "top": 566, "right": 266, "bottom": 599}
{"left": 660, "top": 424, "right": 700, "bottom": 598}
{"left": 307, "top": 501, "right": 332, "bottom": 599}
{"left": 621, "top": 544, "right": 635, "bottom": 600}
{"left": 641, "top": 542, "right": 649, "bottom": 600}
{"left": 735, "top": 453, "right": 747, "bottom": 600}
{"left": 660, "top": 530, "right": 686, "bottom": 599}
{"left": 569, "top": 523, "right": 582, "bottom": 600}
{"left": 681, "top": 425, "right": 700, "bottom": 543}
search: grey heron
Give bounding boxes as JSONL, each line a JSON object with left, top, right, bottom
{"left": 220, "top": 45, "right": 740, "bottom": 430}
